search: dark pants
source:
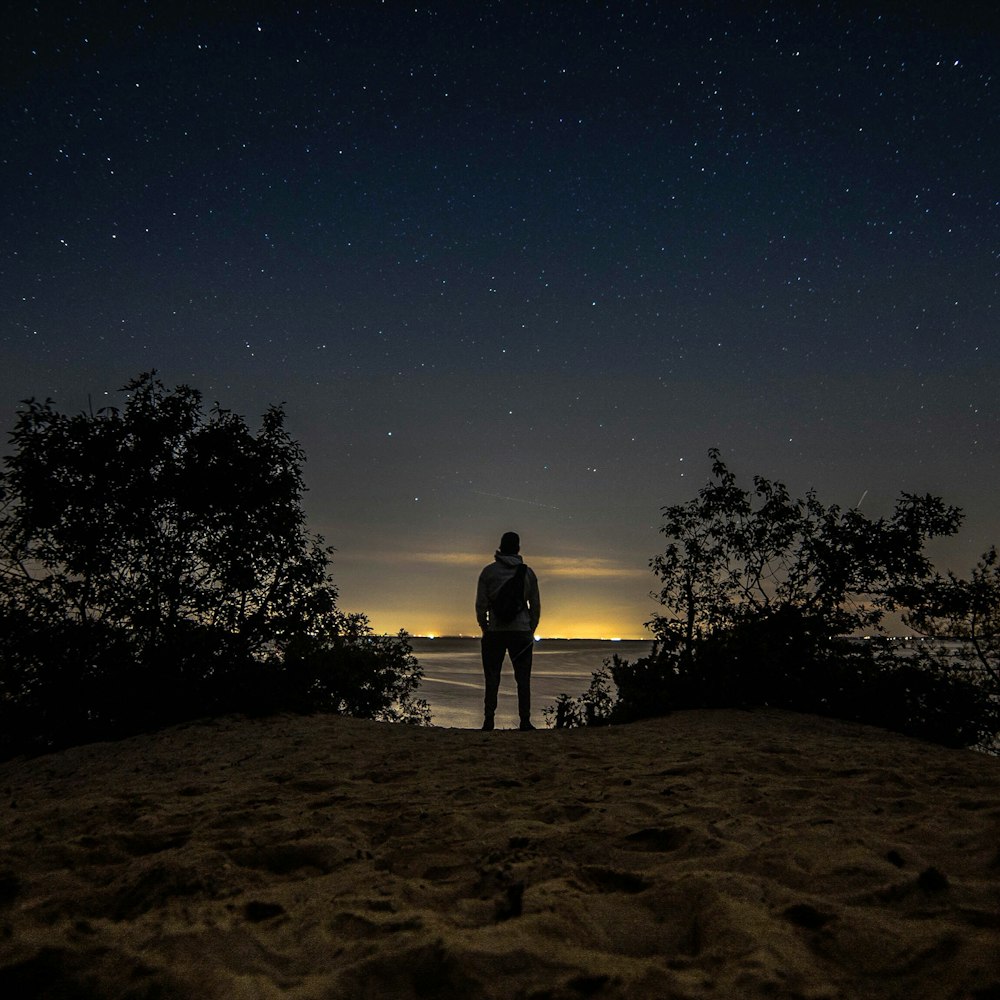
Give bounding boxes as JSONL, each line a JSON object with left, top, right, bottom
{"left": 481, "top": 630, "right": 534, "bottom": 722}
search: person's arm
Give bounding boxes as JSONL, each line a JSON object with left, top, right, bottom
{"left": 475, "top": 570, "right": 490, "bottom": 632}
{"left": 527, "top": 568, "right": 541, "bottom": 632}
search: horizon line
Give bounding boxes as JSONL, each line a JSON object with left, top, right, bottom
{"left": 404, "top": 633, "right": 651, "bottom": 642}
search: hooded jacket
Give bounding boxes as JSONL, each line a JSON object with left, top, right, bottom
{"left": 476, "top": 552, "right": 541, "bottom": 633}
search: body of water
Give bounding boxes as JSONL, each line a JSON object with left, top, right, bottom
{"left": 409, "top": 637, "right": 653, "bottom": 729}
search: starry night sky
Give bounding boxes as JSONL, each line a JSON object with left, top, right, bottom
{"left": 3, "top": 2, "right": 998, "bottom": 637}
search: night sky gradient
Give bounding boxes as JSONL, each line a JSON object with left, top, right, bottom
{"left": 3, "top": 2, "right": 998, "bottom": 637}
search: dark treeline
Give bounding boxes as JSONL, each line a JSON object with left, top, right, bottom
{"left": 548, "top": 450, "right": 1000, "bottom": 751}
{"left": 3, "top": 376, "right": 997, "bottom": 757}
{"left": 0, "top": 373, "right": 428, "bottom": 760}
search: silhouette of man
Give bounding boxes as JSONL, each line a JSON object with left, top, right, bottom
{"left": 475, "top": 531, "right": 541, "bottom": 731}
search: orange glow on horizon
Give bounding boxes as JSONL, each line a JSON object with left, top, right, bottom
{"left": 361, "top": 608, "right": 650, "bottom": 641}
{"left": 339, "top": 565, "right": 657, "bottom": 642}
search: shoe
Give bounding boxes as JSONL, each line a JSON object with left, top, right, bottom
{"left": 518, "top": 720, "right": 535, "bottom": 731}
{"left": 481, "top": 717, "right": 495, "bottom": 731}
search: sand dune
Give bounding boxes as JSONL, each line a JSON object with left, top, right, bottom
{"left": 1, "top": 709, "right": 998, "bottom": 998}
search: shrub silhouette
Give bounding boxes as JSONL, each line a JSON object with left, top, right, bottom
{"left": 0, "top": 373, "right": 428, "bottom": 758}
{"left": 904, "top": 546, "right": 1000, "bottom": 696}
{"left": 547, "top": 452, "right": 999, "bottom": 749}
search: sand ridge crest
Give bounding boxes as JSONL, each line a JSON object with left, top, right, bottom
{"left": 1, "top": 709, "right": 999, "bottom": 998}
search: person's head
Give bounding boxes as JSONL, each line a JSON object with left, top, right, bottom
{"left": 498, "top": 531, "right": 520, "bottom": 555}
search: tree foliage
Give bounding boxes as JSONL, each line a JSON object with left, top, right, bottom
{"left": 0, "top": 373, "right": 429, "bottom": 757}
{"left": 648, "top": 449, "right": 961, "bottom": 652}
{"left": 549, "top": 451, "right": 999, "bottom": 749}
{"left": 904, "top": 546, "right": 1000, "bottom": 692}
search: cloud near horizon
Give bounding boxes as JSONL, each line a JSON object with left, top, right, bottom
{"left": 336, "top": 549, "right": 646, "bottom": 580}
{"left": 407, "top": 551, "right": 646, "bottom": 580}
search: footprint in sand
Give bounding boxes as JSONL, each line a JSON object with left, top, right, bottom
{"left": 623, "top": 826, "right": 690, "bottom": 852}
{"left": 582, "top": 867, "right": 652, "bottom": 895}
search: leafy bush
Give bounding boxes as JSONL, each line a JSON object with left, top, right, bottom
{"left": 560, "top": 635, "right": 999, "bottom": 749}
{"left": 549, "top": 452, "right": 999, "bottom": 750}
{"left": 0, "top": 373, "right": 429, "bottom": 758}
{"left": 904, "top": 546, "right": 1000, "bottom": 693}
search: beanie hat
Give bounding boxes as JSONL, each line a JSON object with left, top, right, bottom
{"left": 498, "top": 531, "right": 520, "bottom": 555}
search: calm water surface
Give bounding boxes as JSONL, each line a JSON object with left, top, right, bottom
{"left": 410, "top": 637, "right": 653, "bottom": 729}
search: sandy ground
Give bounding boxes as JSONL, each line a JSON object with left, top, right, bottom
{"left": 0, "top": 709, "right": 998, "bottom": 999}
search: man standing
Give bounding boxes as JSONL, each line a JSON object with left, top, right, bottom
{"left": 475, "top": 531, "right": 541, "bottom": 731}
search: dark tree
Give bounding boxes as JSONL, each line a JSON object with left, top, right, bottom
{"left": 548, "top": 451, "right": 999, "bottom": 749}
{"left": 648, "top": 449, "right": 962, "bottom": 655}
{"left": 904, "top": 546, "right": 1000, "bottom": 696}
{"left": 0, "top": 373, "right": 428, "bottom": 756}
